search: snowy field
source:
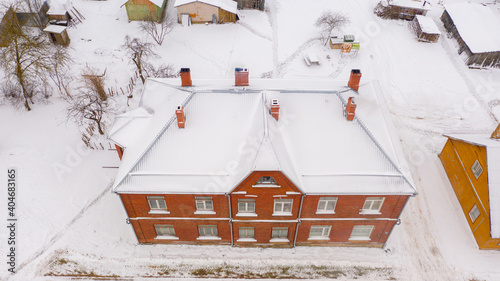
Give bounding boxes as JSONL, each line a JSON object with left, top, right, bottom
{"left": 1, "top": 0, "right": 500, "bottom": 280}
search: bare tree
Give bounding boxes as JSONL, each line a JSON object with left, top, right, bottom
{"left": 122, "top": 36, "right": 157, "bottom": 84}
{"left": 0, "top": 14, "right": 52, "bottom": 111}
{"left": 67, "top": 91, "right": 107, "bottom": 135}
{"left": 315, "top": 11, "right": 350, "bottom": 39}
{"left": 140, "top": 14, "right": 175, "bottom": 45}
{"left": 49, "top": 46, "right": 73, "bottom": 98}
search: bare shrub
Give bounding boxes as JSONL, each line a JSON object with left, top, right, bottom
{"left": 81, "top": 67, "right": 107, "bottom": 101}
{"left": 140, "top": 14, "right": 175, "bottom": 45}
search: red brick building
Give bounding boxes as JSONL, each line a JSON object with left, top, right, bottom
{"left": 109, "top": 75, "right": 417, "bottom": 248}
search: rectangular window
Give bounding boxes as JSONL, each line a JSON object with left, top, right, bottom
{"left": 239, "top": 227, "right": 255, "bottom": 239}
{"left": 272, "top": 227, "right": 288, "bottom": 239}
{"left": 471, "top": 160, "right": 483, "bottom": 179}
{"left": 309, "top": 225, "right": 331, "bottom": 239}
{"left": 350, "top": 225, "right": 374, "bottom": 240}
{"left": 274, "top": 199, "right": 293, "bottom": 215}
{"left": 238, "top": 199, "right": 256, "bottom": 213}
{"left": 469, "top": 205, "right": 480, "bottom": 223}
{"left": 361, "top": 197, "right": 384, "bottom": 214}
{"left": 195, "top": 197, "right": 213, "bottom": 211}
{"left": 198, "top": 225, "right": 218, "bottom": 237}
{"left": 317, "top": 197, "right": 338, "bottom": 213}
{"left": 256, "top": 176, "right": 278, "bottom": 185}
{"left": 148, "top": 196, "right": 167, "bottom": 210}
{"left": 155, "top": 225, "right": 175, "bottom": 237}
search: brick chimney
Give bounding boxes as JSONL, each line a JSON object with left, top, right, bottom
{"left": 270, "top": 99, "right": 279, "bottom": 121}
{"left": 348, "top": 69, "right": 362, "bottom": 92}
{"left": 176, "top": 105, "right": 185, "bottom": 128}
{"left": 492, "top": 123, "right": 500, "bottom": 139}
{"left": 235, "top": 68, "right": 249, "bottom": 86}
{"left": 346, "top": 97, "right": 356, "bottom": 121}
{"left": 180, "top": 68, "right": 192, "bottom": 87}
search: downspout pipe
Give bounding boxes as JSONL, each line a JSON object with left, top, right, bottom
{"left": 226, "top": 193, "right": 234, "bottom": 246}
{"left": 293, "top": 194, "right": 306, "bottom": 248}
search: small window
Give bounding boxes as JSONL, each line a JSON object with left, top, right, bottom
{"left": 361, "top": 197, "right": 384, "bottom": 214}
{"left": 239, "top": 227, "right": 255, "bottom": 239}
{"left": 309, "top": 225, "right": 331, "bottom": 238}
{"left": 256, "top": 176, "right": 278, "bottom": 185}
{"left": 272, "top": 227, "right": 288, "bottom": 239}
{"left": 471, "top": 160, "right": 483, "bottom": 179}
{"left": 148, "top": 196, "right": 167, "bottom": 210}
{"left": 274, "top": 199, "right": 293, "bottom": 215}
{"left": 317, "top": 197, "right": 338, "bottom": 213}
{"left": 195, "top": 197, "right": 213, "bottom": 211}
{"left": 469, "top": 205, "right": 480, "bottom": 223}
{"left": 238, "top": 199, "right": 256, "bottom": 213}
{"left": 198, "top": 225, "right": 218, "bottom": 237}
{"left": 155, "top": 225, "right": 175, "bottom": 237}
{"left": 350, "top": 225, "right": 374, "bottom": 240}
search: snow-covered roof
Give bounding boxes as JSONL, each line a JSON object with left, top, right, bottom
{"left": 174, "top": 0, "right": 237, "bottom": 15}
{"left": 446, "top": 134, "right": 500, "bottom": 239}
{"left": 444, "top": 3, "right": 500, "bottom": 53}
{"left": 415, "top": 15, "right": 440, "bottom": 35}
{"left": 390, "top": 0, "right": 430, "bottom": 11}
{"left": 109, "top": 79, "right": 416, "bottom": 197}
{"left": 43, "top": 24, "right": 67, "bottom": 33}
{"left": 47, "top": 0, "right": 69, "bottom": 15}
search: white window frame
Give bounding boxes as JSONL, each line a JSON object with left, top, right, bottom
{"left": 360, "top": 197, "right": 384, "bottom": 214}
{"left": 237, "top": 199, "right": 256, "bottom": 213}
{"left": 237, "top": 227, "right": 256, "bottom": 242}
{"left": 253, "top": 176, "right": 280, "bottom": 187}
{"left": 197, "top": 225, "right": 221, "bottom": 240}
{"left": 194, "top": 197, "right": 215, "bottom": 214}
{"left": 471, "top": 160, "right": 483, "bottom": 179}
{"left": 469, "top": 205, "right": 480, "bottom": 223}
{"left": 316, "top": 197, "right": 338, "bottom": 214}
{"left": 154, "top": 225, "right": 178, "bottom": 240}
{"left": 270, "top": 227, "right": 289, "bottom": 242}
{"left": 308, "top": 225, "right": 331, "bottom": 240}
{"left": 349, "top": 225, "right": 374, "bottom": 241}
{"left": 148, "top": 196, "right": 169, "bottom": 214}
{"left": 273, "top": 199, "right": 293, "bottom": 216}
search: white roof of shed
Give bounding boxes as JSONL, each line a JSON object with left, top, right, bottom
{"left": 444, "top": 3, "right": 500, "bottom": 53}
{"left": 43, "top": 24, "right": 67, "bottom": 33}
{"left": 415, "top": 15, "right": 440, "bottom": 35}
{"left": 109, "top": 79, "right": 416, "bottom": 196}
{"left": 390, "top": 0, "right": 430, "bottom": 11}
{"left": 446, "top": 134, "right": 500, "bottom": 239}
{"left": 174, "top": 0, "right": 237, "bottom": 14}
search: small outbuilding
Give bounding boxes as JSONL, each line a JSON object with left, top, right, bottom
{"left": 441, "top": 3, "right": 500, "bottom": 68}
{"left": 123, "top": 0, "right": 167, "bottom": 22}
{"left": 412, "top": 15, "right": 439, "bottom": 43}
{"left": 46, "top": 1, "right": 72, "bottom": 25}
{"left": 386, "top": 0, "right": 430, "bottom": 20}
{"left": 174, "top": 0, "right": 238, "bottom": 24}
{"left": 236, "top": 0, "right": 265, "bottom": 11}
{"left": 43, "top": 24, "right": 70, "bottom": 46}
{"left": 14, "top": 0, "right": 50, "bottom": 27}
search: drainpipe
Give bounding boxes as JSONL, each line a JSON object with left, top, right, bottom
{"left": 226, "top": 193, "right": 234, "bottom": 246}
{"left": 293, "top": 194, "right": 306, "bottom": 248}
{"left": 383, "top": 194, "right": 415, "bottom": 249}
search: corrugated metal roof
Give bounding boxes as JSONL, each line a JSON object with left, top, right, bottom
{"left": 110, "top": 79, "right": 416, "bottom": 196}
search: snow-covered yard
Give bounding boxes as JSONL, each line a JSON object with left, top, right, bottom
{"left": 1, "top": 0, "right": 500, "bottom": 280}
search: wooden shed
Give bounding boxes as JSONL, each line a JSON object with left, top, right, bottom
{"left": 387, "top": 0, "right": 430, "bottom": 20}
{"left": 439, "top": 124, "right": 500, "bottom": 250}
{"left": 412, "top": 15, "right": 439, "bottom": 43}
{"left": 174, "top": 0, "right": 239, "bottom": 24}
{"left": 441, "top": 3, "right": 500, "bottom": 68}
{"left": 123, "top": 0, "right": 167, "bottom": 22}
{"left": 43, "top": 24, "right": 70, "bottom": 46}
{"left": 236, "top": 0, "right": 265, "bottom": 11}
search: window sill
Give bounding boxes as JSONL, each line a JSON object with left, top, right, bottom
{"left": 149, "top": 210, "right": 170, "bottom": 215}
{"left": 359, "top": 211, "right": 381, "bottom": 215}
{"left": 348, "top": 237, "right": 371, "bottom": 241}
{"left": 155, "top": 236, "right": 179, "bottom": 240}
{"left": 272, "top": 213, "right": 293, "bottom": 216}
{"left": 197, "top": 236, "right": 222, "bottom": 241}
{"left": 194, "top": 211, "right": 216, "bottom": 215}
{"left": 236, "top": 238, "right": 257, "bottom": 242}
{"left": 270, "top": 238, "right": 289, "bottom": 243}
{"left": 315, "top": 211, "right": 336, "bottom": 215}
{"left": 252, "top": 184, "right": 281, "bottom": 188}
{"left": 235, "top": 213, "right": 258, "bottom": 217}
{"left": 307, "top": 237, "right": 330, "bottom": 241}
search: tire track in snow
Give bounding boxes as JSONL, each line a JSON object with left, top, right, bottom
{"left": 5, "top": 181, "right": 114, "bottom": 281}
{"left": 266, "top": 0, "right": 279, "bottom": 78}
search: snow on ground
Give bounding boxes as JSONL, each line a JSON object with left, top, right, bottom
{"left": 1, "top": 0, "right": 500, "bottom": 280}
